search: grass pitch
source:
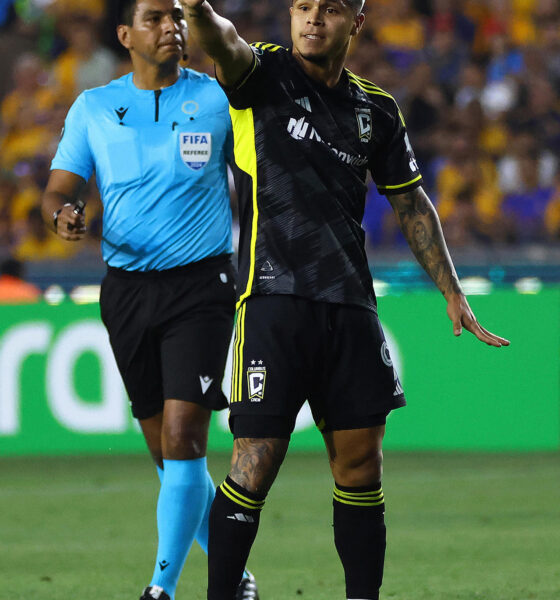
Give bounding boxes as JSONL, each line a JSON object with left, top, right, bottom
{"left": 1, "top": 452, "right": 559, "bottom": 600}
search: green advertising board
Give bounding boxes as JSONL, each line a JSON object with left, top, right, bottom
{"left": 0, "top": 288, "right": 558, "bottom": 455}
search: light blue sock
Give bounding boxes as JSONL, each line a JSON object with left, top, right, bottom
{"left": 149, "top": 458, "right": 208, "bottom": 599}
{"left": 155, "top": 464, "right": 250, "bottom": 582}
{"left": 193, "top": 470, "right": 215, "bottom": 554}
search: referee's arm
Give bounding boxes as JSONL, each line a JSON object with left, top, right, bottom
{"left": 180, "top": 0, "right": 254, "bottom": 88}
{"left": 41, "top": 170, "right": 87, "bottom": 241}
{"left": 387, "top": 186, "right": 510, "bottom": 348}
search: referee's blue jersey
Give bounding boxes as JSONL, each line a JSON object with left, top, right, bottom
{"left": 52, "top": 68, "right": 233, "bottom": 271}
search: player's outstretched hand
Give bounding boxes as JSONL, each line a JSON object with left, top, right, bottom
{"left": 446, "top": 292, "right": 510, "bottom": 348}
{"left": 55, "top": 204, "right": 86, "bottom": 242}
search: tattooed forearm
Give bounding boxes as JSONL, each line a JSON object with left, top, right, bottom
{"left": 230, "top": 437, "right": 289, "bottom": 494}
{"left": 388, "top": 187, "right": 462, "bottom": 299}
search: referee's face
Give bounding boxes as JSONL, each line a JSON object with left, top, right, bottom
{"left": 120, "top": 0, "right": 187, "bottom": 67}
{"left": 290, "top": 0, "right": 364, "bottom": 64}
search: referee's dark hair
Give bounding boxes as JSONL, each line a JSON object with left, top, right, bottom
{"left": 117, "top": 0, "right": 137, "bottom": 26}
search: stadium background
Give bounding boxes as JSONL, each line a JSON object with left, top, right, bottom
{"left": 0, "top": 1, "right": 559, "bottom": 599}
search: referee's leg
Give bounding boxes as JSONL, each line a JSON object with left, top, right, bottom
{"left": 324, "top": 426, "right": 386, "bottom": 600}
{"left": 142, "top": 400, "right": 213, "bottom": 598}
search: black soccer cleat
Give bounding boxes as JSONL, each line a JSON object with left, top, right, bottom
{"left": 139, "top": 585, "right": 171, "bottom": 600}
{"left": 236, "top": 570, "right": 260, "bottom": 600}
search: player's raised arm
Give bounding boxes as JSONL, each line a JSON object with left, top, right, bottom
{"left": 180, "top": 0, "right": 254, "bottom": 87}
{"left": 387, "top": 186, "right": 510, "bottom": 348}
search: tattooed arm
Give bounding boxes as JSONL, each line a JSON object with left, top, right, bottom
{"left": 387, "top": 187, "right": 510, "bottom": 348}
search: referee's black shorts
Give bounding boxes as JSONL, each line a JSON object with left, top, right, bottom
{"left": 229, "top": 294, "right": 406, "bottom": 439}
{"left": 100, "top": 254, "right": 235, "bottom": 420}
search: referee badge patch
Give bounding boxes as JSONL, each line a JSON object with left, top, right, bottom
{"left": 180, "top": 132, "right": 212, "bottom": 170}
{"left": 247, "top": 361, "right": 267, "bottom": 402}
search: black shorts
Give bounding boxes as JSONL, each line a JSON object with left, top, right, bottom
{"left": 229, "top": 295, "right": 406, "bottom": 439}
{"left": 100, "top": 255, "right": 235, "bottom": 420}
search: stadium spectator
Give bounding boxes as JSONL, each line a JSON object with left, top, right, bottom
{"left": 0, "top": 255, "right": 41, "bottom": 303}
{"left": 544, "top": 172, "right": 560, "bottom": 240}
{"left": 502, "top": 154, "right": 554, "bottom": 242}
{"left": 0, "top": 53, "right": 57, "bottom": 169}
{"left": 52, "top": 15, "right": 117, "bottom": 102}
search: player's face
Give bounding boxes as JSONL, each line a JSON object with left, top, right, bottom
{"left": 290, "top": 0, "right": 363, "bottom": 63}
{"left": 120, "top": 0, "right": 187, "bottom": 67}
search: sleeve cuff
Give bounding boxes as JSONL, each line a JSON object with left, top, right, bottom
{"left": 377, "top": 174, "right": 423, "bottom": 196}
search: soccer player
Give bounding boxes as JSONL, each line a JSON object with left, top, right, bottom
{"left": 181, "top": 1, "right": 511, "bottom": 599}
{"left": 40, "top": 1, "right": 258, "bottom": 599}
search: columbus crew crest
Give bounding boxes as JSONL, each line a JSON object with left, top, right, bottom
{"left": 247, "top": 361, "right": 266, "bottom": 402}
{"left": 355, "top": 108, "right": 372, "bottom": 142}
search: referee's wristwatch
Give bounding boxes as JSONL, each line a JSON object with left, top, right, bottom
{"left": 53, "top": 203, "right": 72, "bottom": 232}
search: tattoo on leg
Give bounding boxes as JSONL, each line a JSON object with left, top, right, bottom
{"left": 230, "top": 438, "right": 288, "bottom": 495}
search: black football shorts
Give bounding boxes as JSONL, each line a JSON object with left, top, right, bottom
{"left": 229, "top": 294, "right": 406, "bottom": 439}
{"left": 100, "top": 255, "right": 235, "bottom": 420}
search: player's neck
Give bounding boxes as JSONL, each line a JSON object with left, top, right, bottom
{"left": 292, "top": 49, "right": 347, "bottom": 89}
{"left": 132, "top": 60, "right": 181, "bottom": 90}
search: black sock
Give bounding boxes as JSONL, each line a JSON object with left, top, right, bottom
{"left": 333, "top": 482, "right": 386, "bottom": 600}
{"left": 207, "top": 476, "right": 266, "bottom": 600}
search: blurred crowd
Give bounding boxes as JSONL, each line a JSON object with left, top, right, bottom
{"left": 0, "top": 0, "right": 559, "bottom": 267}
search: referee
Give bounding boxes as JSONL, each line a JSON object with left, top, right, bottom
{"left": 41, "top": 1, "right": 258, "bottom": 599}
{"left": 182, "top": 1, "right": 511, "bottom": 599}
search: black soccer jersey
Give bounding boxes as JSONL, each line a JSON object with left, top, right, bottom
{"left": 223, "top": 43, "right": 423, "bottom": 311}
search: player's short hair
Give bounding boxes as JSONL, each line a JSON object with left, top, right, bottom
{"left": 117, "top": 0, "right": 137, "bottom": 26}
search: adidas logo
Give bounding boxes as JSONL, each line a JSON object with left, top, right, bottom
{"left": 295, "top": 96, "right": 312, "bottom": 112}
{"left": 227, "top": 513, "right": 255, "bottom": 523}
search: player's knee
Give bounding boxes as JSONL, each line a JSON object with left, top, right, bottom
{"left": 332, "top": 448, "right": 383, "bottom": 487}
{"left": 163, "top": 420, "right": 208, "bottom": 460}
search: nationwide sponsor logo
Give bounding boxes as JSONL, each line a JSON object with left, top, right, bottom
{"left": 287, "top": 117, "right": 368, "bottom": 167}
{"left": 180, "top": 132, "right": 212, "bottom": 170}
{"left": 247, "top": 360, "right": 266, "bottom": 402}
{"left": 356, "top": 107, "right": 372, "bottom": 142}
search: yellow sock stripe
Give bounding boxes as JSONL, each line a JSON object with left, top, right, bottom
{"left": 221, "top": 481, "right": 265, "bottom": 510}
{"left": 333, "top": 492, "right": 385, "bottom": 507}
{"left": 334, "top": 487, "right": 383, "bottom": 499}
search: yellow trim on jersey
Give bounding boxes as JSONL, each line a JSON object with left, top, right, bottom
{"left": 220, "top": 481, "right": 265, "bottom": 510}
{"left": 346, "top": 71, "right": 407, "bottom": 127}
{"left": 229, "top": 106, "right": 259, "bottom": 310}
{"left": 230, "top": 302, "right": 248, "bottom": 404}
{"left": 377, "top": 174, "right": 422, "bottom": 190}
{"left": 230, "top": 306, "right": 241, "bottom": 404}
{"left": 251, "top": 42, "right": 283, "bottom": 52}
